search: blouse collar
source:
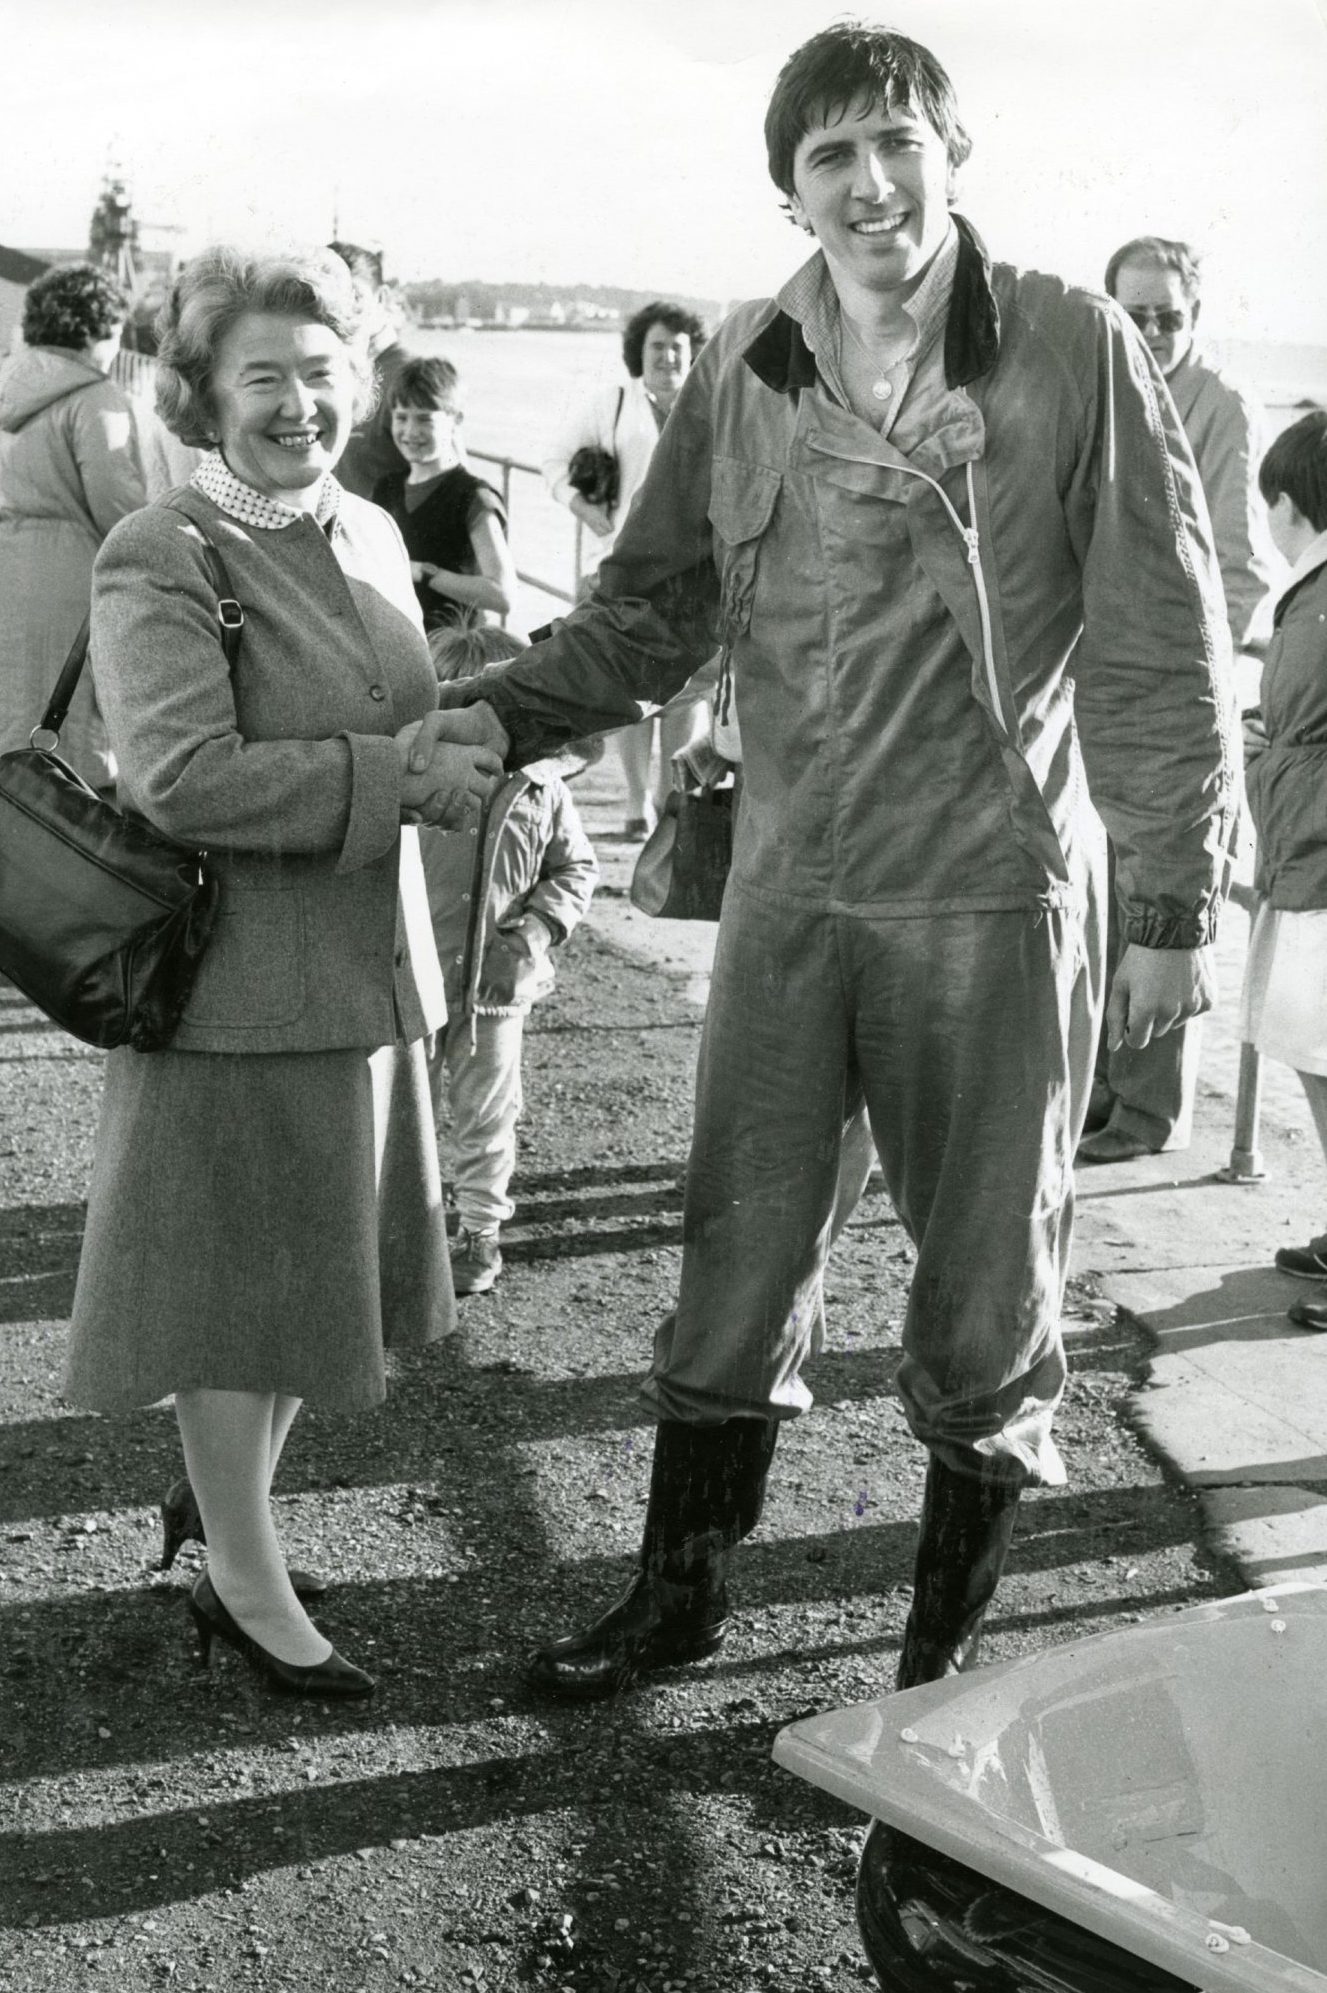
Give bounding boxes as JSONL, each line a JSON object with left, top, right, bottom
{"left": 190, "top": 449, "right": 341, "bottom": 534}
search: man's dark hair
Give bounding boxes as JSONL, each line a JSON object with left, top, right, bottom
{"left": 1259, "top": 408, "right": 1327, "bottom": 532}
{"left": 1104, "top": 236, "right": 1202, "bottom": 307}
{"left": 621, "top": 302, "right": 707, "bottom": 380}
{"left": 764, "top": 21, "right": 972, "bottom": 200}
{"left": 390, "top": 355, "right": 462, "bottom": 412}
{"left": 22, "top": 262, "right": 127, "bottom": 350}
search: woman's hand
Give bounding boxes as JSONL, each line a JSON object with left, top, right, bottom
{"left": 410, "top": 560, "right": 439, "bottom": 585}
{"left": 395, "top": 721, "right": 504, "bottom": 829}
{"left": 569, "top": 493, "right": 614, "bottom": 539}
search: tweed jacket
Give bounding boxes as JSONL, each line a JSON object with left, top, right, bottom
{"left": 90, "top": 482, "right": 444, "bottom": 1053}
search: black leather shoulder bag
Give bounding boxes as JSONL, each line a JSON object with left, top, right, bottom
{"left": 0, "top": 518, "right": 242, "bottom": 1050}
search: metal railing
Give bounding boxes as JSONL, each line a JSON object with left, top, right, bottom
{"left": 110, "top": 348, "right": 157, "bottom": 398}
{"left": 1221, "top": 882, "right": 1266, "bottom": 1181}
{"left": 469, "top": 446, "right": 583, "bottom": 607}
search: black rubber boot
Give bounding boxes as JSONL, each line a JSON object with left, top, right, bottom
{"left": 527, "top": 1416, "right": 778, "bottom": 1700}
{"left": 895, "top": 1456, "right": 1022, "bottom": 1690}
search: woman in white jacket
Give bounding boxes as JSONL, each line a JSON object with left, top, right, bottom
{"left": 543, "top": 301, "right": 712, "bottom": 838}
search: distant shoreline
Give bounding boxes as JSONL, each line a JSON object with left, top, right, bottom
{"left": 414, "top": 320, "right": 618, "bottom": 334}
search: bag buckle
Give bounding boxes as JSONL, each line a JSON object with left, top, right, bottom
{"left": 217, "top": 599, "right": 244, "bottom": 632}
{"left": 29, "top": 725, "right": 60, "bottom": 754}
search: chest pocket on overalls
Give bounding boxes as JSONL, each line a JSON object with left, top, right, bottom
{"left": 707, "top": 457, "right": 782, "bottom": 642}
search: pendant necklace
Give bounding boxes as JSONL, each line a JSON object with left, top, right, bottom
{"left": 838, "top": 310, "right": 907, "bottom": 404}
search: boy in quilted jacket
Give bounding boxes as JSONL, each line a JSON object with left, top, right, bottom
{"left": 423, "top": 626, "right": 599, "bottom": 1292}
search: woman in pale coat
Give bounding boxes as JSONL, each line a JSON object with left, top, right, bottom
{"left": 0, "top": 263, "right": 145, "bottom": 786}
{"left": 543, "top": 301, "right": 712, "bottom": 838}
{"left": 63, "top": 246, "right": 503, "bottom": 1699}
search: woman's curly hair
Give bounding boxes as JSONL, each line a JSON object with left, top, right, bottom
{"left": 22, "top": 263, "right": 128, "bottom": 351}
{"left": 621, "top": 302, "right": 707, "bottom": 379}
{"left": 154, "top": 245, "right": 374, "bottom": 447}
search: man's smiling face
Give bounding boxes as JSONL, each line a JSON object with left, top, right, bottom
{"left": 788, "top": 95, "right": 955, "bottom": 299}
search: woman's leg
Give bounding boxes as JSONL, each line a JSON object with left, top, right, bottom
{"left": 267, "top": 1393, "right": 303, "bottom": 1488}
{"left": 1299, "top": 1071, "right": 1327, "bottom": 1166}
{"left": 615, "top": 718, "right": 655, "bottom": 830}
{"left": 175, "top": 1388, "right": 330, "bottom": 1667}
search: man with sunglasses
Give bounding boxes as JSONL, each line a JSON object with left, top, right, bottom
{"left": 1080, "top": 236, "right": 1275, "bottom": 1165}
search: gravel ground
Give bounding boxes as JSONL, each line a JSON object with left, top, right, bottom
{"left": 0, "top": 910, "right": 1242, "bottom": 1993}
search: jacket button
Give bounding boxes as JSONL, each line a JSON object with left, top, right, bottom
{"left": 460, "top": 892, "right": 470, "bottom": 902}
{"left": 369, "top": 684, "right": 387, "bottom": 702}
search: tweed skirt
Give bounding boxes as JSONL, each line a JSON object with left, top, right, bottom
{"left": 64, "top": 1039, "right": 455, "bottom": 1413}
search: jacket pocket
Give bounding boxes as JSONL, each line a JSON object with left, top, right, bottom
{"left": 183, "top": 886, "right": 307, "bottom": 1029}
{"left": 707, "top": 456, "right": 781, "bottom": 641}
{"left": 1245, "top": 742, "right": 1327, "bottom": 900}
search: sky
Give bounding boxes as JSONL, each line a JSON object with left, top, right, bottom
{"left": 3, "top": 0, "right": 1326, "bottom": 344}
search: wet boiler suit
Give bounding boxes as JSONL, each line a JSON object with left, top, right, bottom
{"left": 462, "top": 218, "right": 1237, "bottom": 1490}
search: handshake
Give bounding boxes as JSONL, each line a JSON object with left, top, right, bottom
{"left": 395, "top": 702, "right": 511, "bottom": 829}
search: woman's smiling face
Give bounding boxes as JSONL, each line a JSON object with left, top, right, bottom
{"left": 209, "top": 312, "right": 355, "bottom": 506}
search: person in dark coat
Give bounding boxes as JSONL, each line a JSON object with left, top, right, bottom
{"left": 1239, "top": 410, "right": 1327, "bottom": 1326}
{"left": 327, "top": 240, "right": 409, "bottom": 499}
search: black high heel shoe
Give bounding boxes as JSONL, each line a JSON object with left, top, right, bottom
{"left": 188, "top": 1571, "right": 374, "bottom": 1699}
{"left": 159, "top": 1478, "right": 328, "bottom": 1602}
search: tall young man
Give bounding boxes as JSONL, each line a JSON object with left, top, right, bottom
{"left": 435, "top": 23, "right": 1238, "bottom": 1696}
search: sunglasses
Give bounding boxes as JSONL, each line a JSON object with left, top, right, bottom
{"left": 1124, "top": 305, "right": 1189, "bottom": 334}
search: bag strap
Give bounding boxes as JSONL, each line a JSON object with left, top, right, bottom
{"left": 34, "top": 510, "right": 243, "bottom": 748}
{"left": 611, "top": 385, "right": 624, "bottom": 445}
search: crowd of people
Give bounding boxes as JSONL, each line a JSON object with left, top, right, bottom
{"left": 1, "top": 18, "right": 1326, "bottom": 1732}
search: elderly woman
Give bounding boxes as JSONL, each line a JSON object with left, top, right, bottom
{"left": 63, "top": 246, "right": 501, "bottom": 1698}
{"left": 0, "top": 262, "right": 145, "bottom": 786}
{"left": 543, "top": 301, "right": 713, "bottom": 838}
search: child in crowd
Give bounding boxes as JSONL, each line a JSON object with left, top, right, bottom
{"left": 1239, "top": 408, "right": 1327, "bottom": 1326}
{"left": 373, "top": 356, "right": 518, "bottom": 632}
{"left": 423, "top": 625, "right": 599, "bottom": 1293}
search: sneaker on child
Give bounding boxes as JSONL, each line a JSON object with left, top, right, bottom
{"left": 451, "top": 1227, "right": 503, "bottom": 1295}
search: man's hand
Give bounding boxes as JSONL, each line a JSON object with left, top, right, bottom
{"left": 671, "top": 737, "right": 734, "bottom": 793}
{"left": 1106, "top": 943, "right": 1217, "bottom": 1052}
{"left": 403, "top": 704, "right": 511, "bottom": 764}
